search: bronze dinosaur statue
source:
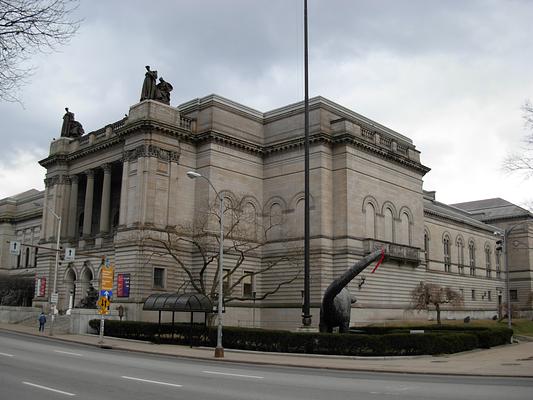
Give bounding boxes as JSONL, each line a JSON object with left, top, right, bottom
{"left": 319, "top": 249, "right": 385, "bottom": 333}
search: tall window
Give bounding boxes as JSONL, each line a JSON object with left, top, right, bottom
{"left": 443, "top": 236, "right": 451, "bottom": 273}
{"left": 495, "top": 248, "right": 502, "bottom": 279}
{"left": 456, "top": 237, "right": 465, "bottom": 275}
{"left": 364, "top": 202, "right": 376, "bottom": 239}
{"left": 399, "top": 212, "right": 410, "bottom": 245}
{"left": 469, "top": 241, "right": 476, "bottom": 276}
{"left": 33, "top": 247, "right": 38, "bottom": 267}
{"left": 424, "top": 231, "right": 430, "bottom": 268}
{"left": 25, "top": 247, "right": 30, "bottom": 268}
{"left": 485, "top": 246, "right": 491, "bottom": 278}
{"left": 243, "top": 271, "right": 253, "bottom": 298}
{"left": 384, "top": 208, "right": 394, "bottom": 242}
{"left": 153, "top": 267, "right": 165, "bottom": 289}
{"left": 223, "top": 268, "right": 231, "bottom": 295}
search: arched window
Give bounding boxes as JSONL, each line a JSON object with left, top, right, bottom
{"left": 269, "top": 203, "right": 283, "bottom": 239}
{"left": 384, "top": 208, "right": 394, "bottom": 242}
{"left": 25, "top": 247, "right": 30, "bottom": 268}
{"left": 456, "top": 237, "right": 465, "bottom": 275}
{"left": 424, "top": 231, "right": 430, "bottom": 269}
{"left": 399, "top": 212, "right": 410, "bottom": 245}
{"left": 242, "top": 201, "right": 257, "bottom": 240}
{"left": 495, "top": 246, "right": 502, "bottom": 279}
{"left": 485, "top": 246, "right": 491, "bottom": 278}
{"left": 443, "top": 235, "right": 451, "bottom": 272}
{"left": 364, "top": 203, "right": 376, "bottom": 239}
{"left": 468, "top": 240, "right": 476, "bottom": 276}
{"left": 34, "top": 247, "right": 38, "bottom": 267}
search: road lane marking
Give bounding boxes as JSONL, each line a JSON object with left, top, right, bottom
{"left": 0, "top": 352, "right": 14, "bottom": 357}
{"left": 22, "top": 381, "right": 76, "bottom": 396}
{"left": 54, "top": 350, "right": 83, "bottom": 356}
{"left": 202, "top": 370, "right": 264, "bottom": 379}
{"left": 121, "top": 376, "right": 183, "bottom": 387}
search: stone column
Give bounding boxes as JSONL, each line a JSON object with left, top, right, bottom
{"left": 99, "top": 164, "right": 112, "bottom": 234}
{"left": 118, "top": 159, "right": 129, "bottom": 226}
{"left": 67, "top": 175, "right": 79, "bottom": 238}
{"left": 82, "top": 170, "right": 94, "bottom": 237}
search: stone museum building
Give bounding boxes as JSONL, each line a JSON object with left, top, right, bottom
{"left": 1, "top": 90, "right": 532, "bottom": 328}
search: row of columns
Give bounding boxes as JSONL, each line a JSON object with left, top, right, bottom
{"left": 66, "top": 164, "right": 113, "bottom": 238}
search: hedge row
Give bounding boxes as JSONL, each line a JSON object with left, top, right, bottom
{"left": 89, "top": 320, "right": 512, "bottom": 356}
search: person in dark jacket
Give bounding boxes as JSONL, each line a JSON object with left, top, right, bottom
{"left": 38, "top": 312, "right": 47, "bottom": 333}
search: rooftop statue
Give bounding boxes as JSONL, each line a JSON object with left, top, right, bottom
{"left": 140, "top": 65, "right": 158, "bottom": 101}
{"left": 140, "top": 66, "right": 174, "bottom": 105}
{"left": 60, "top": 107, "right": 85, "bottom": 138}
{"left": 155, "top": 77, "right": 173, "bottom": 105}
{"left": 319, "top": 249, "right": 385, "bottom": 333}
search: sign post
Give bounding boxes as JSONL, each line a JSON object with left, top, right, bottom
{"left": 98, "top": 257, "right": 114, "bottom": 345}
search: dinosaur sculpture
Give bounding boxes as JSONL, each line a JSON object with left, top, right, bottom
{"left": 319, "top": 249, "right": 385, "bottom": 333}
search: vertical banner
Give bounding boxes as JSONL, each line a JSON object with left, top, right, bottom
{"left": 39, "top": 277, "right": 46, "bottom": 297}
{"left": 117, "top": 273, "right": 130, "bottom": 297}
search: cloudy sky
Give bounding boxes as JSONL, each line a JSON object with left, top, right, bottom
{"left": 1, "top": 0, "right": 532, "bottom": 208}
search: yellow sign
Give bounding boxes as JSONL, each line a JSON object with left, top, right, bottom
{"left": 97, "top": 296, "right": 110, "bottom": 310}
{"left": 101, "top": 266, "right": 114, "bottom": 291}
{"left": 98, "top": 308, "right": 109, "bottom": 315}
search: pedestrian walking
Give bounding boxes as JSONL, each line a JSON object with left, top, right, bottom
{"left": 38, "top": 312, "right": 47, "bottom": 333}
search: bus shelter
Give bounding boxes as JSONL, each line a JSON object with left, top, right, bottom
{"left": 143, "top": 292, "right": 213, "bottom": 347}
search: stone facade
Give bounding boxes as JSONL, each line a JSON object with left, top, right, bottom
{"left": 0, "top": 95, "right": 529, "bottom": 328}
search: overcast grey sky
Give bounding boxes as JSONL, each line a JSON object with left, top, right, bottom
{"left": 0, "top": 0, "right": 531, "bottom": 207}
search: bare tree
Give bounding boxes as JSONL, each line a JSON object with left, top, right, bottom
{"left": 144, "top": 196, "right": 302, "bottom": 318}
{"left": 503, "top": 100, "right": 533, "bottom": 178}
{"left": 0, "top": 0, "right": 81, "bottom": 102}
{"left": 410, "top": 282, "right": 463, "bottom": 325}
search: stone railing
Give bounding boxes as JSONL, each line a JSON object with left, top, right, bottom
{"left": 363, "top": 239, "right": 420, "bottom": 265}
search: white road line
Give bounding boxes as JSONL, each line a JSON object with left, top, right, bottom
{"left": 202, "top": 370, "right": 264, "bottom": 379}
{"left": 54, "top": 350, "right": 83, "bottom": 356}
{"left": 0, "top": 352, "right": 14, "bottom": 357}
{"left": 121, "top": 376, "right": 183, "bottom": 387}
{"left": 22, "top": 381, "right": 76, "bottom": 396}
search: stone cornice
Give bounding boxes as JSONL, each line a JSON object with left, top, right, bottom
{"left": 424, "top": 208, "right": 497, "bottom": 235}
{"left": 188, "top": 129, "right": 429, "bottom": 174}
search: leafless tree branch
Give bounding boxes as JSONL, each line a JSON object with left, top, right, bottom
{"left": 0, "top": 0, "right": 81, "bottom": 102}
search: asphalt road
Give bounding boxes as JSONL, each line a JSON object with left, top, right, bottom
{"left": 1, "top": 330, "right": 532, "bottom": 400}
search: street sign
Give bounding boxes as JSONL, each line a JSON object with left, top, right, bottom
{"left": 100, "top": 290, "right": 113, "bottom": 298}
{"left": 101, "top": 265, "right": 114, "bottom": 291}
{"left": 64, "top": 247, "right": 76, "bottom": 262}
{"left": 9, "top": 241, "right": 21, "bottom": 256}
{"left": 50, "top": 292, "right": 58, "bottom": 304}
{"left": 97, "top": 296, "right": 110, "bottom": 310}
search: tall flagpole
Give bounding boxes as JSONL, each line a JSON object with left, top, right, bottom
{"left": 302, "top": 0, "right": 312, "bottom": 327}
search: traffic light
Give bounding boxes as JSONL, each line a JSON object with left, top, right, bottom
{"left": 496, "top": 239, "right": 503, "bottom": 251}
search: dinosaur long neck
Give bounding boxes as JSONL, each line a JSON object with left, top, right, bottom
{"left": 322, "top": 250, "right": 383, "bottom": 307}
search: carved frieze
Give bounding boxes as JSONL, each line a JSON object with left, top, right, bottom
{"left": 123, "top": 144, "right": 180, "bottom": 163}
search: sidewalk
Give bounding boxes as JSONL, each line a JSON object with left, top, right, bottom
{"left": 1, "top": 322, "right": 532, "bottom": 378}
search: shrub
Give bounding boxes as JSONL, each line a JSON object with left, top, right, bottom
{"left": 89, "top": 320, "right": 512, "bottom": 356}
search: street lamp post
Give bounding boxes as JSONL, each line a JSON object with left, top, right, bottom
{"left": 45, "top": 206, "right": 61, "bottom": 336}
{"left": 187, "top": 170, "right": 225, "bottom": 358}
{"left": 496, "top": 223, "right": 525, "bottom": 334}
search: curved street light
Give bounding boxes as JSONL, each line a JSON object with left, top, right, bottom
{"left": 495, "top": 222, "right": 526, "bottom": 333}
{"left": 187, "top": 170, "right": 225, "bottom": 358}
{"left": 37, "top": 203, "right": 61, "bottom": 337}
